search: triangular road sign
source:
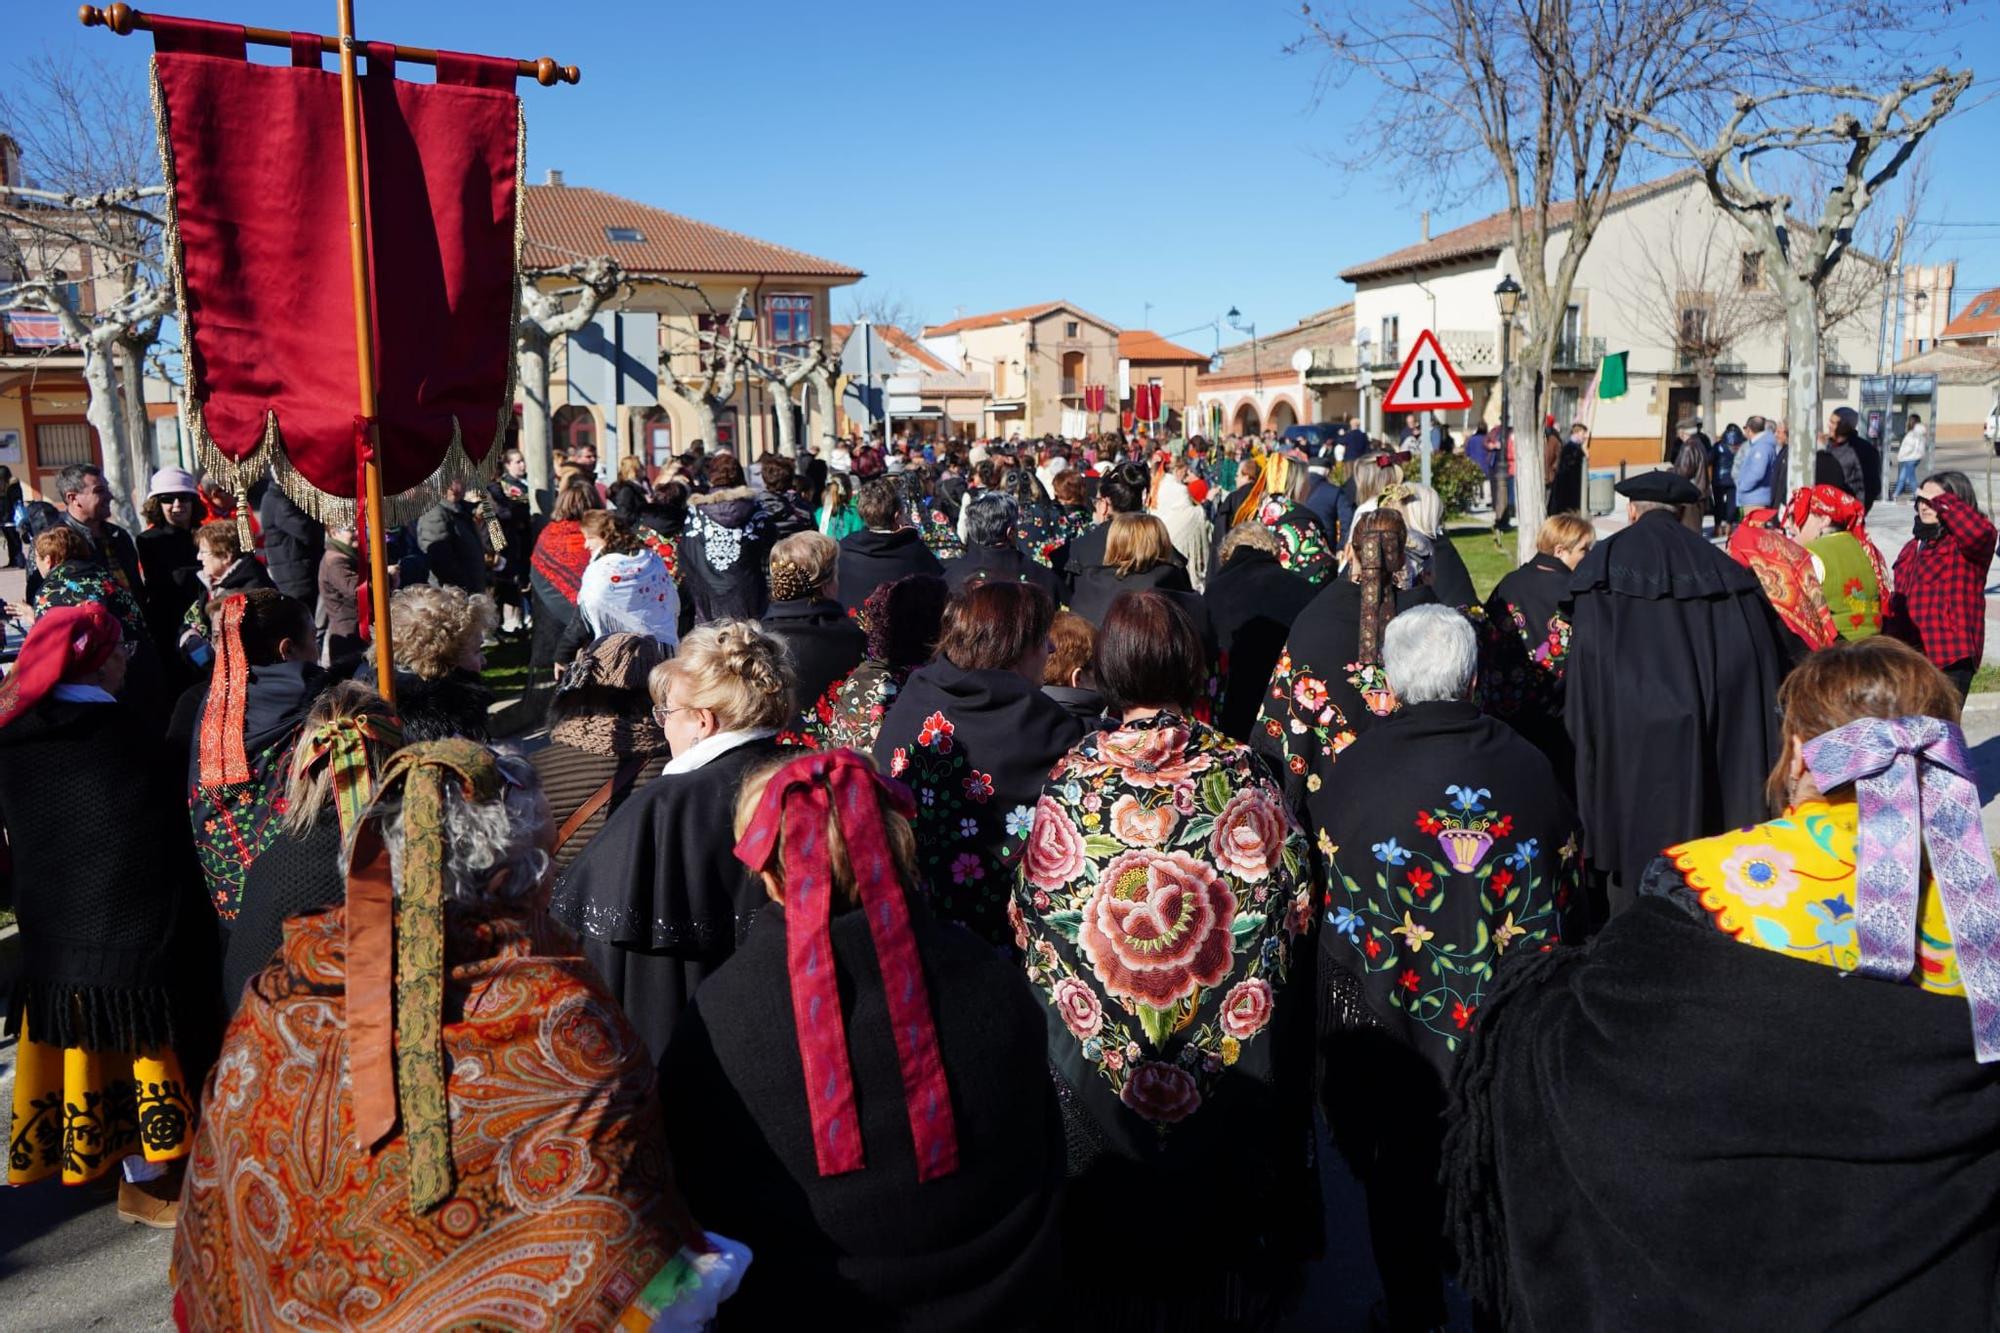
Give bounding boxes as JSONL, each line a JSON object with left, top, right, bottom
{"left": 1381, "top": 328, "right": 1473, "bottom": 413}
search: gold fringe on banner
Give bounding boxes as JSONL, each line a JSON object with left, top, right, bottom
{"left": 149, "top": 62, "right": 527, "bottom": 530}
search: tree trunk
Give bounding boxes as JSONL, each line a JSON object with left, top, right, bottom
{"left": 1698, "top": 360, "right": 1719, "bottom": 441}
{"left": 810, "top": 369, "right": 839, "bottom": 455}
{"left": 82, "top": 342, "right": 137, "bottom": 529}
{"left": 1783, "top": 292, "right": 1822, "bottom": 494}
{"left": 691, "top": 397, "right": 718, "bottom": 450}
{"left": 770, "top": 381, "right": 799, "bottom": 458}
{"left": 517, "top": 331, "right": 555, "bottom": 513}
{"left": 115, "top": 334, "right": 151, "bottom": 498}
{"left": 1510, "top": 351, "right": 1545, "bottom": 566}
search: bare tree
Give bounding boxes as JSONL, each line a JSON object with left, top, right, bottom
{"left": 744, "top": 337, "right": 838, "bottom": 458}
{"left": 841, "top": 287, "right": 920, "bottom": 333}
{"left": 517, "top": 256, "right": 623, "bottom": 512}
{"left": 1617, "top": 209, "right": 1777, "bottom": 434}
{"left": 1619, "top": 67, "right": 1970, "bottom": 489}
{"left": 1289, "top": 0, "right": 1955, "bottom": 560}
{"left": 1, "top": 53, "right": 169, "bottom": 524}
{"left": 657, "top": 288, "right": 750, "bottom": 450}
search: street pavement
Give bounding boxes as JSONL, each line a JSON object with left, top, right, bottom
{"left": 6, "top": 450, "right": 2000, "bottom": 1329}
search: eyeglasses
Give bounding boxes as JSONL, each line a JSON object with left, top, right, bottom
{"left": 652, "top": 702, "right": 696, "bottom": 726}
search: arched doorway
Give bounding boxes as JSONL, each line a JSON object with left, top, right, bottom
{"left": 1268, "top": 399, "right": 1298, "bottom": 433}
{"left": 1232, "top": 402, "right": 1261, "bottom": 435}
{"left": 639, "top": 406, "right": 673, "bottom": 470}
{"left": 552, "top": 404, "right": 597, "bottom": 459}
{"left": 1061, "top": 350, "right": 1085, "bottom": 397}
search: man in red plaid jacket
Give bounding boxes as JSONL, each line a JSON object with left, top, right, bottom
{"left": 1884, "top": 471, "right": 1997, "bottom": 696}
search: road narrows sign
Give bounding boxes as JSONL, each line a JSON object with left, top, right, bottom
{"left": 1381, "top": 328, "right": 1473, "bottom": 413}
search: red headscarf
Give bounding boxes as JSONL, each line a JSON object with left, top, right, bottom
{"left": 0, "top": 603, "right": 122, "bottom": 729}
{"left": 733, "top": 748, "right": 960, "bottom": 1183}
{"left": 1788, "top": 483, "right": 1866, "bottom": 537}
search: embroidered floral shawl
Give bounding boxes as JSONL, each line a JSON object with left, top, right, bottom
{"left": 1013, "top": 715, "right": 1313, "bottom": 1130}
{"left": 1661, "top": 799, "right": 1962, "bottom": 993}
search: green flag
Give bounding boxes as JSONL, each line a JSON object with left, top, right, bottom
{"left": 1598, "top": 351, "right": 1628, "bottom": 400}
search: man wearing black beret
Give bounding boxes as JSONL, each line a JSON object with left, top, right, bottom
{"left": 1562, "top": 468, "right": 1790, "bottom": 920}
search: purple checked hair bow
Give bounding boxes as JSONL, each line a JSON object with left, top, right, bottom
{"left": 1802, "top": 715, "right": 2000, "bottom": 1063}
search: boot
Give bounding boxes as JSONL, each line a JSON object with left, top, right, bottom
{"left": 117, "top": 1161, "right": 184, "bottom": 1229}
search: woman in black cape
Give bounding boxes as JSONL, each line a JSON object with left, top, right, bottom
{"left": 550, "top": 620, "right": 792, "bottom": 1061}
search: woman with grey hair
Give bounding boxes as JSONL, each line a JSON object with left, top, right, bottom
{"left": 176, "top": 740, "right": 724, "bottom": 1328}
{"left": 1380, "top": 480, "right": 1478, "bottom": 608}
{"left": 1305, "top": 604, "right": 1582, "bottom": 1331}
{"left": 940, "top": 490, "right": 1063, "bottom": 603}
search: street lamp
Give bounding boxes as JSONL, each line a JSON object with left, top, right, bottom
{"left": 1494, "top": 276, "right": 1521, "bottom": 432}
{"left": 1227, "top": 307, "right": 1259, "bottom": 426}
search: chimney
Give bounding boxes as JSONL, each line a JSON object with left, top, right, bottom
{"left": 1420, "top": 210, "right": 1430, "bottom": 243}
{"left": 545, "top": 168, "right": 564, "bottom": 187}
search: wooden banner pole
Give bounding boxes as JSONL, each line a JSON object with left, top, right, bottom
{"left": 334, "top": 0, "right": 396, "bottom": 703}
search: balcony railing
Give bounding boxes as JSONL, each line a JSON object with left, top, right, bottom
{"left": 1305, "top": 345, "right": 1358, "bottom": 377}
{"left": 1673, "top": 350, "right": 1748, "bottom": 376}
{"left": 1435, "top": 330, "right": 1497, "bottom": 369}
{"left": 1550, "top": 335, "right": 1606, "bottom": 370}
{"left": 1060, "top": 377, "right": 1080, "bottom": 397}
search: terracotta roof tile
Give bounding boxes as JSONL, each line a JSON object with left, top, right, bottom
{"left": 1118, "top": 330, "right": 1208, "bottom": 363}
{"left": 1940, "top": 287, "right": 2000, "bottom": 343}
{"left": 922, "top": 301, "right": 1121, "bottom": 337}
{"left": 521, "top": 183, "right": 862, "bottom": 280}
{"left": 1338, "top": 171, "right": 1699, "bottom": 283}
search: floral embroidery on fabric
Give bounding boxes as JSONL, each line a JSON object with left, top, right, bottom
{"left": 1016, "top": 717, "right": 1310, "bottom": 1126}
{"left": 1260, "top": 648, "right": 1357, "bottom": 772}
{"left": 1669, "top": 799, "right": 1963, "bottom": 991}
{"left": 1322, "top": 784, "right": 1576, "bottom": 1056}
{"left": 34, "top": 561, "right": 148, "bottom": 645}
{"left": 799, "top": 664, "right": 904, "bottom": 753}
{"left": 898, "top": 706, "right": 1022, "bottom": 942}
{"left": 688, "top": 506, "right": 766, "bottom": 573}
{"left": 7, "top": 1022, "right": 194, "bottom": 1186}
{"left": 1345, "top": 661, "right": 1397, "bottom": 717}
{"left": 192, "top": 737, "right": 294, "bottom": 919}
{"left": 1256, "top": 499, "right": 1336, "bottom": 585}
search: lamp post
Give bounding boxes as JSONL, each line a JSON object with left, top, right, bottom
{"left": 1227, "top": 306, "right": 1258, "bottom": 433}
{"left": 1493, "top": 276, "right": 1521, "bottom": 438}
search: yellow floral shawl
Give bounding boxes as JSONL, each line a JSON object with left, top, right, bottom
{"left": 1667, "top": 799, "right": 1962, "bottom": 995}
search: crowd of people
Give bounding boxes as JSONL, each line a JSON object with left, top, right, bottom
{"left": 2, "top": 407, "right": 1998, "bottom": 1329}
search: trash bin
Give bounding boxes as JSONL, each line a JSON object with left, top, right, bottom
{"left": 1587, "top": 469, "right": 1616, "bottom": 517}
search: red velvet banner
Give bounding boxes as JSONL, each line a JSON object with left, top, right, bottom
{"left": 150, "top": 17, "right": 522, "bottom": 518}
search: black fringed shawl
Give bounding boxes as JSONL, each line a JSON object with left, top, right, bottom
{"left": 1446, "top": 898, "right": 2000, "bottom": 1330}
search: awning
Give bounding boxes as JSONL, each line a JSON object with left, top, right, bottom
{"left": 886, "top": 406, "right": 944, "bottom": 420}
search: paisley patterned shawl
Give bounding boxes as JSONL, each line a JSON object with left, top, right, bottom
{"left": 172, "top": 904, "right": 695, "bottom": 1330}
{"left": 1727, "top": 520, "right": 1839, "bottom": 651}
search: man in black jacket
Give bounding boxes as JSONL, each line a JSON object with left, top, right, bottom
{"left": 416, "top": 479, "right": 490, "bottom": 596}
{"left": 55, "top": 463, "right": 144, "bottom": 596}
{"left": 837, "top": 478, "right": 944, "bottom": 613}
{"left": 257, "top": 482, "right": 324, "bottom": 613}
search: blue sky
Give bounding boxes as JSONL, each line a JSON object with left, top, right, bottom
{"left": 16, "top": 0, "right": 2000, "bottom": 343}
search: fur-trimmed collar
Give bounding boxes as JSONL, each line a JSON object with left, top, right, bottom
{"left": 689, "top": 485, "right": 757, "bottom": 507}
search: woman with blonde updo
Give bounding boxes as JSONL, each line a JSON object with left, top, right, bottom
{"left": 551, "top": 619, "right": 795, "bottom": 1059}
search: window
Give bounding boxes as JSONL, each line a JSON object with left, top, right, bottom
{"left": 604, "top": 226, "right": 644, "bottom": 243}
{"left": 1678, "top": 304, "right": 1710, "bottom": 350}
{"left": 993, "top": 360, "right": 1008, "bottom": 397}
{"left": 1740, "top": 250, "right": 1762, "bottom": 290}
{"left": 1380, "top": 316, "right": 1400, "bottom": 362}
{"left": 1561, "top": 304, "right": 1581, "bottom": 351}
{"left": 765, "top": 293, "right": 814, "bottom": 353}
{"left": 1064, "top": 320, "right": 1080, "bottom": 338}
{"left": 35, "top": 421, "right": 95, "bottom": 468}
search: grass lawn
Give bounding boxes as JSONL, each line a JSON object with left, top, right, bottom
{"left": 1448, "top": 526, "right": 1517, "bottom": 603}
{"left": 1974, "top": 664, "right": 2000, "bottom": 695}
{"left": 483, "top": 633, "right": 533, "bottom": 704}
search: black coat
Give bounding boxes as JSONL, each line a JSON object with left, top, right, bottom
{"left": 548, "top": 735, "right": 789, "bottom": 1062}
{"left": 941, "top": 542, "right": 1064, "bottom": 606}
{"left": 257, "top": 486, "right": 325, "bottom": 607}
{"left": 1449, "top": 898, "right": 2000, "bottom": 1330}
{"left": 1203, "top": 548, "right": 1316, "bottom": 743}
{"left": 1563, "top": 510, "right": 1786, "bottom": 902}
{"left": 1065, "top": 558, "right": 1193, "bottom": 628}
{"left": 136, "top": 525, "right": 201, "bottom": 678}
{"left": 1488, "top": 551, "right": 1570, "bottom": 645}
{"left": 487, "top": 475, "right": 533, "bottom": 589}
{"left": 415, "top": 499, "right": 489, "bottom": 595}
{"left": 221, "top": 816, "right": 341, "bottom": 1020}
{"left": 837, "top": 527, "right": 945, "bottom": 614}
{"left": 0, "top": 699, "right": 215, "bottom": 1057}
{"left": 1058, "top": 519, "right": 1112, "bottom": 602}
{"left": 681, "top": 487, "right": 779, "bottom": 624}
{"left": 1423, "top": 532, "right": 1479, "bottom": 609}
{"left": 873, "top": 660, "right": 1083, "bottom": 946}
{"left": 662, "top": 895, "right": 1064, "bottom": 1331}
{"left": 761, "top": 597, "right": 867, "bottom": 715}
